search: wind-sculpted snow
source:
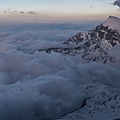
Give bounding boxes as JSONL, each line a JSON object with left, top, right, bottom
{"left": 0, "top": 23, "right": 120, "bottom": 120}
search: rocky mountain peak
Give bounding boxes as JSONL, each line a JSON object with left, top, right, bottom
{"left": 39, "top": 16, "right": 120, "bottom": 64}
{"left": 64, "top": 16, "right": 120, "bottom": 47}
{"left": 102, "top": 16, "right": 120, "bottom": 32}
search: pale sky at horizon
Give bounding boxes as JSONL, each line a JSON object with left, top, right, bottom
{"left": 0, "top": 0, "right": 120, "bottom": 23}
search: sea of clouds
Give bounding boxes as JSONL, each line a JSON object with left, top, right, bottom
{"left": 0, "top": 23, "right": 120, "bottom": 120}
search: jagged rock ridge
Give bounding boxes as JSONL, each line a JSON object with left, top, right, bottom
{"left": 39, "top": 16, "right": 120, "bottom": 63}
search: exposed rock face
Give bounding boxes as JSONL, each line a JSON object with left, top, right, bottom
{"left": 39, "top": 16, "right": 120, "bottom": 63}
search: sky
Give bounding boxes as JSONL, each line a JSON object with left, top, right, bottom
{"left": 0, "top": 0, "right": 120, "bottom": 23}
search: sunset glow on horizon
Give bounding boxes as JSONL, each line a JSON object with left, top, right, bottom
{"left": 0, "top": 0, "right": 120, "bottom": 23}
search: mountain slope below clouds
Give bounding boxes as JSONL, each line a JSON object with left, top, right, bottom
{"left": 56, "top": 86, "right": 120, "bottom": 120}
{"left": 39, "top": 16, "right": 120, "bottom": 120}
{"left": 39, "top": 16, "right": 120, "bottom": 64}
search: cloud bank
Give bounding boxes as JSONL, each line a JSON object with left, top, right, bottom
{"left": 0, "top": 24, "right": 120, "bottom": 120}
{"left": 113, "top": 0, "right": 120, "bottom": 8}
{"left": 3, "top": 9, "right": 37, "bottom": 14}
{"left": 27, "top": 11, "right": 37, "bottom": 14}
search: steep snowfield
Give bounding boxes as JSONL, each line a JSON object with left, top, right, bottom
{"left": 56, "top": 85, "right": 120, "bottom": 120}
{"left": 103, "top": 16, "right": 120, "bottom": 32}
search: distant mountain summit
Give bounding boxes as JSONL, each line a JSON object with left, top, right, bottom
{"left": 103, "top": 16, "right": 120, "bottom": 32}
{"left": 39, "top": 16, "right": 120, "bottom": 63}
{"left": 64, "top": 16, "right": 120, "bottom": 47}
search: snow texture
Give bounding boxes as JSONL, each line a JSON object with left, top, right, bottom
{"left": 103, "top": 16, "right": 120, "bottom": 32}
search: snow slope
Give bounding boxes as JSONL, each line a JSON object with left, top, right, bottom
{"left": 56, "top": 85, "right": 120, "bottom": 120}
{"left": 103, "top": 16, "right": 120, "bottom": 32}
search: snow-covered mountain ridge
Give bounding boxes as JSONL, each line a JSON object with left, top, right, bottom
{"left": 35, "top": 16, "right": 120, "bottom": 120}
{"left": 39, "top": 16, "right": 120, "bottom": 64}
{"left": 103, "top": 16, "right": 120, "bottom": 32}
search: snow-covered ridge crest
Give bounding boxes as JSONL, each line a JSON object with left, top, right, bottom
{"left": 39, "top": 16, "right": 120, "bottom": 64}
{"left": 102, "top": 16, "right": 120, "bottom": 32}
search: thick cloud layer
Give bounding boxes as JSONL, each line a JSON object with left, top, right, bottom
{"left": 0, "top": 23, "right": 120, "bottom": 120}
{"left": 113, "top": 0, "right": 120, "bottom": 8}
